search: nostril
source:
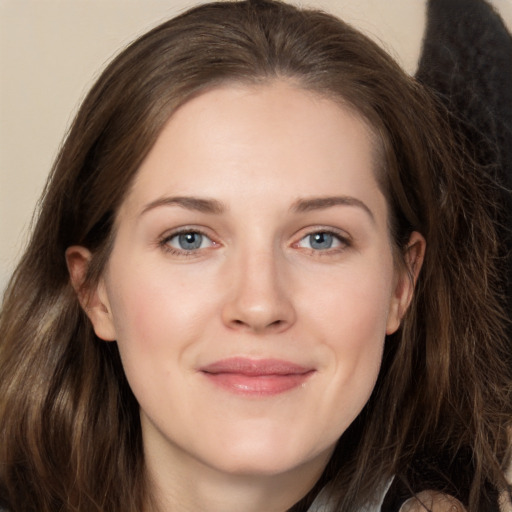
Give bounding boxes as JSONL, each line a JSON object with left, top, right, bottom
{"left": 229, "top": 318, "right": 286, "bottom": 331}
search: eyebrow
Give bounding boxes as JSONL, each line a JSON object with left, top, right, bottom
{"left": 140, "top": 196, "right": 226, "bottom": 216}
{"left": 291, "top": 196, "right": 375, "bottom": 223}
{"left": 140, "top": 194, "right": 374, "bottom": 222}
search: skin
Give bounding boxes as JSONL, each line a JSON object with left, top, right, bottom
{"left": 67, "top": 81, "right": 425, "bottom": 512}
{"left": 400, "top": 492, "right": 466, "bottom": 512}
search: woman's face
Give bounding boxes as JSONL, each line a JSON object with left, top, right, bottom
{"left": 78, "top": 82, "right": 419, "bottom": 488}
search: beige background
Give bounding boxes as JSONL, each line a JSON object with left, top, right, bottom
{"left": 1, "top": 0, "right": 511, "bottom": 293}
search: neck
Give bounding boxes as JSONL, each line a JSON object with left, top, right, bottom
{"left": 149, "top": 468, "right": 320, "bottom": 512}
{"left": 143, "top": 436, "right": 330, "bottom": 512}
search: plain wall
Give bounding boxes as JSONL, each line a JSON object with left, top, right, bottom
{"left": 1, "top": 0, "right": 511, "bottom": 293}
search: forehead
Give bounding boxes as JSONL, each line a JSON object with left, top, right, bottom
{"left": 118, "top": 81, "right": 385, "bottom": 220}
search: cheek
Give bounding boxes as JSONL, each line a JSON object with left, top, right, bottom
{"left": 301, "top": 261, "right": 394, "bottom": 423}
{"left": 103, "top": 264, "right": 214, "bottom": 408}
{"left": 107, "top": 250, "right": 217, "bottom": 334}
{"left": 322, "top": 286, "right": 387, "bottom": 391}
{"left": 307, "top": 261, "right": 394, "bottom": 346}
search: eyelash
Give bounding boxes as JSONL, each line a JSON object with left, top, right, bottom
{"left": 157, "top": 227, "right": 351, "bottom": 257}
{"left": 158, "top": 228, "right": 217, "bottom": 257}
{"left": 293, "top": 228, "right": 351, "bottom": 255}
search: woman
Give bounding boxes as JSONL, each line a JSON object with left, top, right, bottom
{"left": 0, "top": 1, "right": 510, "bottom": 511}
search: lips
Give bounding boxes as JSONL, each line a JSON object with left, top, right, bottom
{"left": 199, "top": 357, "right": 315, "bottom": 396}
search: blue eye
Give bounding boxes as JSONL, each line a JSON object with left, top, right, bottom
{"left": 309, "top": 232, "right": 334, "bottom": 250}
{"left": 297, "top": 231, "right": 346, "bottom": 251}
{"left": 177, "top": 232, "right": 203, "bottom": 250}
{"left": 165, "top": 231, "right": 213, "bottom": 252}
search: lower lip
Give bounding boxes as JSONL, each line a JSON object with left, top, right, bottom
{"left": 202, "top": 372, "right": 314, "bottom": 396}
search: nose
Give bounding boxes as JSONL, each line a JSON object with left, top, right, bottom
{"left": 221, "top": 248, "right": 296, "bottom": 334}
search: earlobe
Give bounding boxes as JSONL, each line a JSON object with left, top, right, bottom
{"left": 65, "top": 246, "right": 117, "bottom": 341}
{"left": 386, "top": 232, "right": 426, "bottom": 335}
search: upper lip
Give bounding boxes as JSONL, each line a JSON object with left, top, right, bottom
{"left": 200, "top": 357, "right": 314, "bottom": 376}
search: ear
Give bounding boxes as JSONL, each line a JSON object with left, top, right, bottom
{"left": 65, "top": 245, "right": 117, "bottom": 341}
{"left": 386, "top": 231, "right": 426, "bottom": 335}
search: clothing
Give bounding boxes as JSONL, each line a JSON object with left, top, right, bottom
{"left": 306, "top": 480, "right": 467, "bottom": 512}
{"left": 307, "top": 479, "right": 392, "bottom": 512}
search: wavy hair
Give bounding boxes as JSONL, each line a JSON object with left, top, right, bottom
{"left": 0, "top": 1, "right": 510, "bottom": 511}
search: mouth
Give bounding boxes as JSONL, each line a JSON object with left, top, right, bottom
{"left": 199, "top": 357, "right": 316, "bottom": 396}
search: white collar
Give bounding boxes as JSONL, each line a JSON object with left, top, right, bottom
{"left": 307, "top": 478, "right": 393, "bottom": 512}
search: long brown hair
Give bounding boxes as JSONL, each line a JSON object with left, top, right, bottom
{"left": 1, "top": 1, "right": 510, "bottom": 511}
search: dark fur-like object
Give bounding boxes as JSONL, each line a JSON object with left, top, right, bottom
{"left": 417, "top": 0, "right": 512, "bottom": 190}
{"left": 416, "top": 0, "right": 512, "bottom": 303}
{"left": 383, "top": 1, "right": 512, "bottom": 510}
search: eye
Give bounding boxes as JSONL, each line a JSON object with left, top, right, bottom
{"left": 161, "top": 230, "right": 216, "bottom": 253}
{"left": 296, "top": 231, "right": 348, "bottom": 251}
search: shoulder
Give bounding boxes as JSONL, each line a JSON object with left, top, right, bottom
{"left": 398, "top": 491, "right": 466, "bottom": 512}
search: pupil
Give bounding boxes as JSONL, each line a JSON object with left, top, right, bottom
{"left": 310, "top": 233, "right": 332, "bottom": 249}
{"left": 179, "top": 233, "right": 202, "bottom": 250}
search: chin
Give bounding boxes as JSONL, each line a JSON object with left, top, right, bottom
{"left": 204, "top": 437, "right": 332, "bottom": 478}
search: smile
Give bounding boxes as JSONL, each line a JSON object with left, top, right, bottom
{"left": 199, "top": 357, "right": 316, "bottom": 396}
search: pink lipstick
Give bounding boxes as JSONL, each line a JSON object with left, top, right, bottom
{"left": 199, "top": 358, "right": 315, "bottom": 396}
